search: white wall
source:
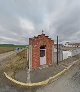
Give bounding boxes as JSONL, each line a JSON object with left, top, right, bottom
{"left": 71, "top": 49, "right": 80, "bottom": 56}
{"left": 63, "top": 48, "right": 80, "bottom": 60}
{"left": 63, "top": 51, "right": 72, "bottom": 60}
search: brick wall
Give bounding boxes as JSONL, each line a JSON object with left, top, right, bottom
{"left": 29, "top": 34, "right": 54, "bottom": 69}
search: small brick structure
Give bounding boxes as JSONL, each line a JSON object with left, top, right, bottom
{"left": 29, "top": 33, "right": 54, "bottom": 69}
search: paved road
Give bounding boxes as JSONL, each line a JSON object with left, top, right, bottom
{"left": 0, "top": 61, "right": 80, "bottom": 92}
{"left": 0, "top": 52, "right": 80, "bottom": 92}
{"left": 36, "top": 62, "right": 80, "bottom": 92}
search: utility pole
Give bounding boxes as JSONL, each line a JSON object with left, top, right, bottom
{"left": 57, "top": 36, "right": 58, "bottom": 65}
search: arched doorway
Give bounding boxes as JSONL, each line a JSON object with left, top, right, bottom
{"left": 40, "top": 45, "right": 46, "bottom": 65}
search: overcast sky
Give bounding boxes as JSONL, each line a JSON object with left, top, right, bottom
{"left": 0, "top": 0, "right": 80, "bottom": 45}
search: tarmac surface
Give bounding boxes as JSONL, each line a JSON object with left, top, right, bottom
{"left": 0, "top": 52, "right": 80, "bottom": 92}
{"left": 36, "top": 62, "right": 80, "bottom": 92}
{"left": 15, "top": 64, "right": 64, "bottom": 83}
{"left": 15, "top": 54, "right": 80, "bottom": 83}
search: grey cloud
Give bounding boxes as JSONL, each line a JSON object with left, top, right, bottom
{"left": 0, "top": 0, "right": 80, "bottom": 44}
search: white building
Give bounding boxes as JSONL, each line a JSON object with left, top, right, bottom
{"left": 64, "top": 42, "right": 80, "bottom": 47}
{"left": 63, "top": 48, "right": 80, "bottom": 60}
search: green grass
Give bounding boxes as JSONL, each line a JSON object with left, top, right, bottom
{"left": 0, "top": 44, "right": 26, "bottom": 48}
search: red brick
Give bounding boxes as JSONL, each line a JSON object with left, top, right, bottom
{"left": 29, "top": 34, "right": 54, "bottom": 69}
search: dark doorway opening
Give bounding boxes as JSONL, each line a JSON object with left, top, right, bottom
{"left": 40, "top": 45, "right": 46, "bottom": 49}
{"left": 40, "top": 45, "right": 46, "bottom": 57}
{"left": 40, "top": 45, "right": 46, "bottom": 65}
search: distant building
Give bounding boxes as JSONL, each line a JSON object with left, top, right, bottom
{"left": 64, "top": 42, "right": 80, "bottom": 47}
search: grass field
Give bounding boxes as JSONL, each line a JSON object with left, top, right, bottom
{"left": 0, "top": 44, "right": 26, "bottom": 54}
{"left": 0, "top": 44, "right": 26, "bottom": 48}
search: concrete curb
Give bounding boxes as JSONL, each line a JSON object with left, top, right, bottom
{"left": 4, "top": 60, "right": 78, "bottom": 87}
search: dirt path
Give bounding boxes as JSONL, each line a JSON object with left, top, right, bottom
{"left": 0, "top": 51, "right": 16, "bottom": 61}
{"left": 0, "top": 51, "right": 16, "bottom": 70}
